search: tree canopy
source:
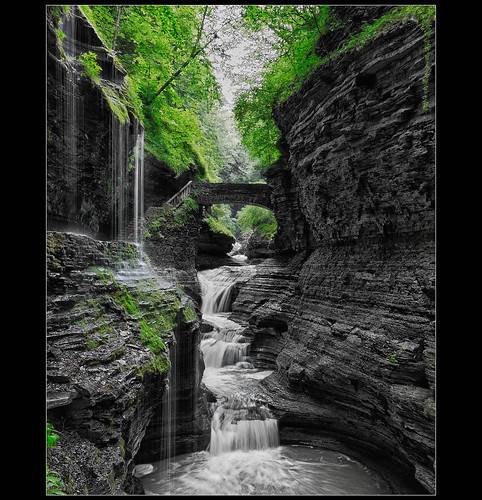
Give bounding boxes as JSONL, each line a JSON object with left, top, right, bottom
{"left": 78, "top": 4, "right": 434, "bottom": 239}
{"left": 84, "top": 5, "right": 226, "bottom": 179}
{"left": 232, "top": 5, "right": 343, "bottom": 169}
{"left": 233, "top": 5, "right": 435, "bottom": 169}
{"left": 81, "top": 5, "right": 435, "bottom": 179}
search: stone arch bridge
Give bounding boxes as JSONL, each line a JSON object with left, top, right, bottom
{"left": 166, "top": 181, "right": 273, "bottom": 210}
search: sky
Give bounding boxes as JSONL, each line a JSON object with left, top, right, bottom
{"left": 204, "top": 5, "right": 276, "bottom": 110}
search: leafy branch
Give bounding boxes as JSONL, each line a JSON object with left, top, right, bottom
{"left": 145, "top": 6, "right": 213, "bottom": 106}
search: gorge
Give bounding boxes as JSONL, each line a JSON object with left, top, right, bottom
{"left": 46, "top": 5, "right": 435, "bottom": 496}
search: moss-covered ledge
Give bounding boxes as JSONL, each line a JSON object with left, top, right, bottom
{"left": 48, "top": 5, "right": 141, "bottom": 126}
{"left": 46, "top": 231, "right": 201, "bottom": 494}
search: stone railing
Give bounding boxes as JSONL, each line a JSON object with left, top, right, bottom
{"left": 164, "top": 180, "right": 193, "bottom": 208}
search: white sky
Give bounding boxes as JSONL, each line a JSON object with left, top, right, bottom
{"left": 204, "top": 5, "right": 277, "bottom": 109}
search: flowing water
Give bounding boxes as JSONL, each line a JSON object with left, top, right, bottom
{"left": 57, "top": 12, "right": 145, "bottom": 242}
{"left": 138, "top": 261, "right": 392, "bottom": 495}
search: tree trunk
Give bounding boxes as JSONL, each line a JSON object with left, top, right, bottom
{"left": 112, "top": 6, "right": 123, "bottom": 52}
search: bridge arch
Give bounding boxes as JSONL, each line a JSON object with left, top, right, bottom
{"left": 191, "top": 182, "right": 272, "bottom": 210}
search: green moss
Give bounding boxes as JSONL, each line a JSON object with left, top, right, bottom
{"left": 100, "top": 243, "right": 139, "bottom": 270}
{"left": 144, "top": 196, "right": 199, "bottom": 240}
{"left": 182, "top": 301, "right": 198, "bottom": 323}
{"left": 318, "top": 6, "right": 435, "bottom": 111}
{"left": 204, "top": 214, "right": 234, "bottom": 238}
{"left": 47, "top": 234, "right": 64, "bottom": 272}
{"left": 90, "top": 266, "right": 192, "bottom": 375}
{"left": 139, "top": 317, "right": 167, "bottom": 355}
{"left": 100, "top": 84, "right": 131, "bottom": 125}
{"left": 137, "top": 354, "right": 171, "bottom": 378}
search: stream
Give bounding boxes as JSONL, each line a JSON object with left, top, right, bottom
{"left": 137, "top": 257, "right": 392, "bottom": 495}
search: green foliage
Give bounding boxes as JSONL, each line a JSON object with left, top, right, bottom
{"left": 322, "top": 6, "right": 435, "bottom": 111}
{"left": 47, "top": 422, "right": 60, "bottom": 449}
{"left": 182, "top": 301, "right": 198, "bottom": 323}
{"left": 47, "top": 423, "right": 66, "bottom": 495}
{"left": 387, "top": 348, "right": 404, "bottom": 366}
{"left": 203, "top": 204, "right": 235, "bottom": 237}
{"left": 89, "top": 266, "right": 196, "bottom": 377}
{"left": 137, "top": 355, "right": 171, "bottom": 378}
{"left": 86, "top": 5, "right": 222, "bottom": 179}
{"left": 91, "top": 267, "right": 169, "bottom": 360}
{"left": 200, "top": 106, "right": 262, "bottom": 182}
{"left": 236, "top": 205, "right": 277, "bottom": 240}
{"left": 99, "top": 84, "right": 131, "bottom": 125}
{"left": 144, "top": 196, "right": 199, "bottom": 240}
{"left": 78, "top": 51, "right": 101, "bottom": 82}
{"left": 234, "top": 5, "right": 338, "bottom": 169}
{"left": 205, "top": 214, "right": 234, "bottom": 238}
{"left": 47, "top": 468, "right": 66, "bottom": 496}
{"left": 235, "top": 5, "right": 436, "bottom": 169}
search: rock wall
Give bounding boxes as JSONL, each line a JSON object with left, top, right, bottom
{"left": 47, "top": 6, "right": 142, "bottom": 239}
{"left": 230, "top": 8, "right": 435, "bottom": 493}
{"left": 46, "top": 231, "right": 205, "bottom": 494}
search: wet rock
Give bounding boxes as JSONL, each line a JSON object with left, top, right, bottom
{"left": 230, "top": 8, "right": 435, "bottom": 494}
{"left": 133, "top": 463, "right": 157, "bottom": 478}
{"left": 238, "top": 229, "right": 276, "bottom": 261}
{"left": 47, "top": 6, "right": 141, "bottom": 239}
{"left": 46, "top": 231, "right": 205, "bottom": 494}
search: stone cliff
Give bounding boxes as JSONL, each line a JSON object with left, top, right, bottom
{"left": 47, "top": 6, "right": 144, "bottom": 239}
{"left": 230, "top": 7, "right": 435, "bottom": 493}
{"left": 47, "top": 231, "right": 206, "bottom": 494}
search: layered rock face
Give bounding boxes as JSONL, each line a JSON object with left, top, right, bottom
{"left": 196, "top": 219, "right": 236, "bottom": 269}
{"left": 47, "top": 231, "right": 205, "bottom": 494}
{"left": 47, "top": 6, "right": 142, "bottom": 239}
{"left": 230, "top": 9, "right": 435, "bottom": 493}
{"left": 142, "top": 205, "right": 202, "bottom": 297}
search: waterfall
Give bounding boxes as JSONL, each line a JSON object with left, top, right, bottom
{"left": 138, "top": 262, "right": 393, "bottom": 495}
{"left": 198, "top": 267, "right": 252, "bottom": 369}
{"left": 110, "top": 116, "right": 130, "bottom": 240}
{"left": 133, "top": 127, "right": 145, "bottom": 249}
{"left": 201, "top": 337, "right": 249, "bottom": 368}
{"left": 54, "top": 10, "right": 144, "bottom": 242}
{"left": 198, "top": 264, "right": 279, "bottom": 457}
{"left": 209, "top": 395, "right": 279, "bottom": 456}
{"left": 198, "top": 268, "right": 236, "bottom": 315}
{"left": 110, "top": 122, "right": 144, "bottom": 243}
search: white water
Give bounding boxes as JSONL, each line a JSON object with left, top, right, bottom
{"left": 133, "top": 128, "right": 145, "bottom": 247}
{"left": 138, "top": 261, "right": 392, "bottom": 495}
{"left": 60, "top": 11, "right": 145, "bottom": 243}
{"left": 198, "top": 266, "right": 256, "bottom": 370}
{"left": 140, "top": 446, "right": 391, "bottom": 496}
{"left": 198, "top": 267, "right": 238, "bottom": 315}
{"left": 210, "top": 394, "right": 279, "bottom": 456}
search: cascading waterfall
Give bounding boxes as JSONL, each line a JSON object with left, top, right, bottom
{"left": 198, "top": 267, "right": 255, "bottom": 369}
{"left": 210, "top": 394, "right": 279, "bottom": 456}
{"left": 57, "top": 10, "right": 144, "bottom": 242}
{"left": 201, "top": 337, "right": 249, "bottom": 369}
{"left": 198, "top": 268, "right": 236, "bottom": 315}
{"left": 133, "top": 127, "right": 145, "bottom": 247}
{"left": 138, "top": 262, "right": 394, "bottom": 495}
{"left": 110, "top": 121, "right": 145, "bottom": 243}
{"left": 197, "top": 265, "right": 280, "bottom": 455}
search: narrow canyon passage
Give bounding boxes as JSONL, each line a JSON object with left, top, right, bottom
{"left": 136, "top": 259, "right": 394, "bottom": 495}
{"left": 47, "top": 5, "right": 435, "bottom": 495}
